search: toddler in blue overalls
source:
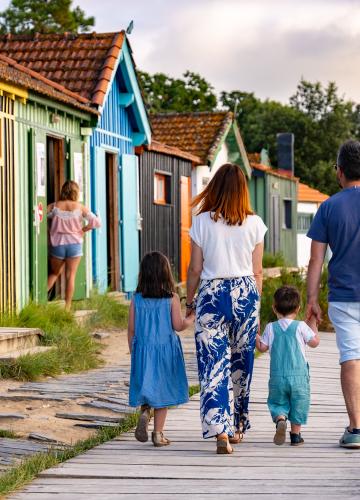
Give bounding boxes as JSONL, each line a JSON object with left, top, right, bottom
{"left": 256, "top": 285, "right": 319, "bottom": 446}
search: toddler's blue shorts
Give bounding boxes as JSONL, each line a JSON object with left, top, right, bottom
{"left": 267, "top": 374, "right": 310, "bottom": 425}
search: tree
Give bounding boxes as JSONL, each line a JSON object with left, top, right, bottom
{"left": 138, "top": 70, "right": 217, "bottom": 113}
{"left": 0, "top": 0, "right": 95, "bottom": 34}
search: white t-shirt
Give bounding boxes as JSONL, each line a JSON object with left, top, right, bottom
{"left": 261, "top": 319, "right": 315, "bottom": 361}
{"left": 189, "top": 212, "right": 267, "bottom": 280}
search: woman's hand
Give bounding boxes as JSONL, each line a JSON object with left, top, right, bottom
{"left": 82, "top": 225, "right": 92, "bottom": 233}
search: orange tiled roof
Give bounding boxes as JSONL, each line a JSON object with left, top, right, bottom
{"left": 151, "top": 111, "right": 233, "bottom": 164}
{"left": 0, "top": 31, "right": 125, "bottom": 106}
{"left": 0, "top": 54, "right": 98, "bottom": 114}
{"left": 298, "top": 182, "right": 329, "bottom": 203}
{"left": 141, "top": 140, "right": 201, "bottom": 164}
{"left": 250, "top": 161, "right": 298, "bottom": 181}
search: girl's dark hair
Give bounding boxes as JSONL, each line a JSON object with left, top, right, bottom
{"left": 136, "top": 252, "right": 176, "bottom": 298}
{"left": 273, "top": 285, "right": 301, "bottom": 316}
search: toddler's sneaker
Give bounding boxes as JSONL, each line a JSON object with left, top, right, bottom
{"left": 290, "top": 432, "right": 304, "bottom": 446}
{"left": 339, "top": 427, "right": 360, "bottom": 449}
{"left": 135, "top": 405, "right": 151, "bottom": 442}
{"left": 273, "top": 419, "right": 287, "bottom": 445}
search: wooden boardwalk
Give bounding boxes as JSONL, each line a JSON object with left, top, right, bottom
{"left": 11, "top": 332, "right": 360, "bottom": 499}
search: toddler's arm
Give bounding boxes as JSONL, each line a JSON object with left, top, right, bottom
{"left": 306, "top": 315, "right": 320, "bottom": 348}
{"left": 256, "top": 334, "right": 269, "bottom": 353}
{"left": 171, "top": 294, "right": 195, "bottom": 332}
{"left": 127, "top": 299, "right": 135, "bottom": 353}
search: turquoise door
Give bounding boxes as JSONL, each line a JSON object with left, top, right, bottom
{"left": 121, "top": 154, "right": 140, "bottom": 292}
{"left": 93, "top": 146, "right": 108, "bottom": 293}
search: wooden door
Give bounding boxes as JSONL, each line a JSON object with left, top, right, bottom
{"left": 121, "top": 154, "right": 140, "bottom": 292}
{"left": 106, "top": 152, "right": 120, "bottom": 291}
{"left": 180, "top": 176, "right": 192, "bottom": 282}
{"left": 270, "top": 194, "right": 280, "bottom": 253}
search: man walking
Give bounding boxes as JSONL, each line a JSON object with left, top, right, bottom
{"left": 306, "top": 139, "right": 360, "bottom": 448}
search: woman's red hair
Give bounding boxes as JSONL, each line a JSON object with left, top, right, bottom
{"left": 192, "top": 163, "right": 253, "bottom": 225}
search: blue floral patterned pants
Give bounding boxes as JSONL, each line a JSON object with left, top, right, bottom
{"left": 195, "top": 277, "right": 260, "bottom": 439}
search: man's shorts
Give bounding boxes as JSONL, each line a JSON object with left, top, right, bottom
{"left": 50, "top": 243, "right": 83, "bottom": 261}
{"left": 328, "top": 302, "right": 360, "bottom": 364}
{"left": 267, "top": 375, "right": 310, "bottom": 425}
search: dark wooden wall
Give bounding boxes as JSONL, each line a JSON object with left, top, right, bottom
{"left": 138, "top": 150, "right": 192, "bottom": 280}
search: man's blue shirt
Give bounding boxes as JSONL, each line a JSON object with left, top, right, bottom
{"left": 307, "top": 186, "right": 360, "bottom": 302}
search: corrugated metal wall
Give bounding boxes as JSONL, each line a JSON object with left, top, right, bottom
{"left": 138, "top": 150, "right": 192, "bottom": 279}
{"left": 0, "top": 96, "right": 15, "bottom": 313}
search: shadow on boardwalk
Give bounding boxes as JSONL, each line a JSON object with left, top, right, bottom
{"left": 11, "top": 332, "right": 360, "bottom": 499}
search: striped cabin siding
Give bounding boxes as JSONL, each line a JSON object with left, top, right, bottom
{"left": 138, "top": 149, "right": 192, "bottom": 279}
{"left": 0, "top": 96, "right": 15, "bottom": 313}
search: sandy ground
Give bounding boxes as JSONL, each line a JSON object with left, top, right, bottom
{"left": 0, "top": 329, "right": 131, "bottom": 444}
{"left": 0, "top": 327, "right": 195, "bottom": 445}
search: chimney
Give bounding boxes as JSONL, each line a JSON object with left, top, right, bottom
{"left": 277, "top": 133, "right": 294, "bottom": 174}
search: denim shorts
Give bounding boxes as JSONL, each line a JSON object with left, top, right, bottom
{"left": 50, "top": 243, "right": 83, "bottom": 260}
{"left": 328, "top": 302, "right": 360, "bottom": 364}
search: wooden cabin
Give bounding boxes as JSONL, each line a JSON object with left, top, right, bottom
{"left": 136, "top": 141, "right": 201, "bottom": 282}
{"left": 0, "top": 32, "right": 151, "bottom": 296}
{"left": 151, "top": 112, "right": 252, "bottom": 194}
{"left": 0, "top": 54, "right": 96, "bottom": 313}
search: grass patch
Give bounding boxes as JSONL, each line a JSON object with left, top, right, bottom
{"left": 0, "top": 302, "right": 101, "bottom": 381}
{"left": 0, "top": 413, "right": 138, "bottom": 498}
{"left": 73, "top": 290, "right": 129, "bottom": 330}
{"left": 0, "top": 429, "right": 18, "bottom": 439}
{"left": 262, "top": 252, "right": 287, "bottom": 268}
{"left": 189, "top": 384, "right": 200, "bottom": 398}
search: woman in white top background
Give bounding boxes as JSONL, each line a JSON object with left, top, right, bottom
{"left": 186, "top": 163, "right": 267, "bottom": 454}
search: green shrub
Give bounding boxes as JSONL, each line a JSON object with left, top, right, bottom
{"left": 262, "top": 252, "right": 287, "bottom": 268}
{"left": 73, "top": 290, "right": 129, "bottom": 330}
{"left": 260, "top": 268, "right": 330, "bottom": 331}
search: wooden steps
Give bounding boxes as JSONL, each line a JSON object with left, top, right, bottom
{"left": 0, "top": 345, "right": 54, "bottom": 361}
{"left": 0, "top": 328, "right": 43, "bottom": 355}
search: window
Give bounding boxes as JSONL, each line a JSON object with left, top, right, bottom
{"left": 297, "top": 213, "right": 313, "bottom": 232}
{"left": 283, "top": 200, "right": 292, "bottom": 229}
{"left": 154, "top": 172, "right": 171, "bottom": 204}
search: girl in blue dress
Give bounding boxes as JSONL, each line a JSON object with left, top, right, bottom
{"left": 128, "top": 252, "right": 194, "bottom": 447}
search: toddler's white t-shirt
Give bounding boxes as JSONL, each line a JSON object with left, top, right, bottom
{"left": 261, "top": 318, "right": 315, "bottom": 361}
{"left": 189, "top": 212, "right": 267, "bottom": 280}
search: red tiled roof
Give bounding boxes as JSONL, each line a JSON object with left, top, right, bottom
{"left": 138, "top": 140, "right": 201, "bottom": 164}
{"left": 151, "top": 111, "right": 233, "bottom": 164}
{"left": 0, "top": 54, "right": 98, "bottom": 114}
{"left": 0, "top": 31, "right": 125, "bottom": 106}
{"left": 298, "top": 182, "right": 329, "bottom": 203}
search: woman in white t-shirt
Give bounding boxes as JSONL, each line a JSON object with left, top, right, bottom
{"left": 186, "top": 163, "right": 267, "bottom": 454}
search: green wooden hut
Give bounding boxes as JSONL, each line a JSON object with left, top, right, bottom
{"left": 0, "top": 55, "right": 97, "bottom": 312}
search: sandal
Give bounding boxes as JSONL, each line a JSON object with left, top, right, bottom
{"left": 135, "top": 405, "right": 151, "bottom": 442}
{"left": 216, "top": 436, "right": 234, "bottom": 455}
{"left": 152, "top": 431, "right": 171, "bottom": 447}
{"left": 229, "top": 424, "right": 244, "bottom": 444}
{"left": 273, "top": 418, "right": 287, "bottom": 446}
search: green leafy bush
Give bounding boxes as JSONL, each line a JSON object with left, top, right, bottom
{"left": 262, "top": 252, "right": 287, "bottom": 268}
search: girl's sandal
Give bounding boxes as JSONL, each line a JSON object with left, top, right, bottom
{"left": 135, "top": 406, "right": 151, "bottom": 442}
{"left": 152, "top": 431, "right": 171, "bottom": 447}
{"left": 216, "top": 436, "right": 234, "bottom": 455}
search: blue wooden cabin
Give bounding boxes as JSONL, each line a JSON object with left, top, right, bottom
{"left": 0, "top": 32, "right": 151, "bottom": 294}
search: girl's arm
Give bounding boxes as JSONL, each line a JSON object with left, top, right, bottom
{"left": 186, "top": 240, "right": 203, "bottom": 313}
{"left": 127, "top": 299, "right": 135, "bottom": 353}
{"left": 171, "top": 294, "right": 195, "bottom": 332}
{"left": 256, "top": 334, "right": 269, "bottom": 353}
{"left": 252, "top": 242, "right": 264, "bottom": 295}
{"left": 306, "top": 316, "right": 320, "bottom": 348}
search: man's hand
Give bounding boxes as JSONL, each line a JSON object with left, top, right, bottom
{"left": 306, "top": 302, "right": 322, "bottom": 323}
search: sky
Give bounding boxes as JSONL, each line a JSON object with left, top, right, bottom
{"left": 1, "top": 0, "right": 360, "bottom": 103}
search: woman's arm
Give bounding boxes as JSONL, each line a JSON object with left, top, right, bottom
{"left": 127, "top": 299, "right": 135, "bottom": 353}
{"left": 171, "top": 294, "right": 195, "bottom": 331}
{"left": 186, "top": 240, "right": 203, "bottom": 309}
{"left": 82, "top": 206, "right": 101, "bottom": 230}
{"left": 252, "top": 242, "right": 264, "bottom": 294}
